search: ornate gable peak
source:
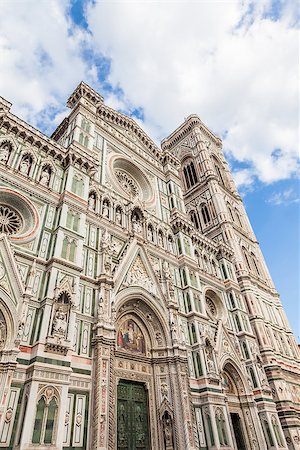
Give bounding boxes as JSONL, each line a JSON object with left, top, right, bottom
{"left": 114, "top": 241, "right": 165, "bottom": 301}
{"left": 97, "top": 103, "right": 162, "bottom": 160}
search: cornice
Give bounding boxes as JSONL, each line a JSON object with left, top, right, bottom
{"left": 161, "top": 114, "right": 222, "bottom": 150}
{"left": 0, "top": 112, "right": 97, "bottom": 173}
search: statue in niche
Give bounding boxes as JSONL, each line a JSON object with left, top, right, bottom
{"left": 147, "top": 226, "right": 154, "bottom": 241}
{"left": 115, "top": 207, "right": 122, "bottom": 225}
{"left": 205, "top": 339, "right": 216, "bottom": 373}
{"left": 162, "top": 411, "right": 173, "bottom": 449}
{"left": 0, "top": 144, "right": 10, "bottom": 164}
{"left": 40, "top": 167, "right": 51, "bottom": 186}
{"left": 88, "top": 193, "right": 96, "bottom": 210}
{"left": 132, "top": 213, "right": 142, "bottom": 233}
{"left": 117, "top": 319, "right": 145, "bottom": 354}
{"left": 102, "top": 200, "right": 109, "bottom": 218}
{"left": 52, "top": 306, "right": 67, "bottom": 336}
{"left": 168, "top": 236, "right": 173, "bottom": 253}
{"left": 19, "top": 157, "right": 31, "bottom": 175}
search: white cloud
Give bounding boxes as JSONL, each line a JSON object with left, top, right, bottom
{"left": 0, "top": 0, "right": 91, "bottom": 132}
{"left": 86, "top": 0, "right": 299, "bottom": 186}
{"left": 267, "top": 188, "right": 300, "bottom": 205}
{"left": 0, "top": 0, "right": 298, "bottom": 188}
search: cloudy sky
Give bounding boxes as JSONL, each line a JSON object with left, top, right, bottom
{"left": 0, "top": 0, "right": 299, "bottom": 337}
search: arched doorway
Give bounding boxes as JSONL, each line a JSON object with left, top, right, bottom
{"left": 222, "top": 362, "right": 252, "bottom": 450}
{"left": 114, "top": 295, "right": 172, "bottom": 450}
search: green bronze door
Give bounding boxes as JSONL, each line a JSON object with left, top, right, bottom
{"left": 117, "top": 380, "right": 149, "bottom": 450}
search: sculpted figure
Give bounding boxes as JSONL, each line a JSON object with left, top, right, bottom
{"left": 52, "top": 307, "right": 67, "bottom": 336}
{"left": 40, "top": 168, "right": 50, "bottom": 186}
{"left": 20, "top": 158, "right": 30, "bottom": 175}
{"left": 0, "top": 144, "right": 10, "bottom": 163}
{"left": 102, "top": 200, "right": 109, "bottom": 218}
{"left": 116, "top": 208, "right": 122, "bottom": 225}
{"left": 88, "top": 194, "right": 96, "bottom": 210}
{"left": 132, "top": 214, "right": 141, "bottom": 233}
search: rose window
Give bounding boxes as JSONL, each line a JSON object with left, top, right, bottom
{"left": 115, "top": 170, "right": 139, "bottom": 198}
{"left": 0, "top": 188, "right": 40, "bottom": 243}
{"left": 0, "top": 205, "right": 22, "bottom": 235}
{"left": 205, "top": 297, "right": 217, "bottom": 317}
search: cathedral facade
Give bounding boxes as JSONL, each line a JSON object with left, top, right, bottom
{"left": 0, "top": 82, "right": 299, "bottom": 450}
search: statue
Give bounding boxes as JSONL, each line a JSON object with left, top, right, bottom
{"left": 20, "top": 158, "right": 31, "bottom": 175}
{"left": 102, "top": 200, "right": 109, "bottom": 218}
{"left": 88, "top": 194, "right": 96, "bottom": 210}
{"left": 116, "top": 208, "right": 122, "bottom": 225}
{"left": 0, "top": 144, "right": 10, "bottom": 164}
{"left": 162, "top": 412, "right": 173, "bottom": 448}
{"left": 132, "top": 214, "right": 141, "bottom": 233}
{"left": 40, "top": 168, "right": 50, "bottom": 186}
{"left": 52, "top": 307, "right": 67, "bottom": 336}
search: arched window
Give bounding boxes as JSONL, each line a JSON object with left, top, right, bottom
{"left": 183, "top": 160, "right": 198, "bottom": 189}
{"left": 248, "top": 367, "right": 258, "bottom": 388}
{"left": 32, "top": 392, "right": 58, "bottom": 445}
{"left": 71, "top": 174, "right": 84, "bottom": 196}
{"left": 229, "top": 292, "right": 235, "bottom": 309}
{"left": 235, "top": 314, "right": 242, "bottom": 332}
{"left": 235, "top": 208, "right": 243, "bottom": 228}
{"left": 251, "top": 253, "right": 261, "bottom": 276}
{"left": 201, "top": 204, "right": 211, "bottom": 225}
{"left": 242, "top": 341, "right": 250, "bottom": 359}
{"left": 190, "top": 210, "right": 201, "bottom": 230}
{"left": 242, "top": 248, "right": 252, "bottom": 272}
{"left": 192, "top": 351, "right": 203, "bottom": 377}
{"left": 227, "top": 203, "right": 235, "bottom": 222}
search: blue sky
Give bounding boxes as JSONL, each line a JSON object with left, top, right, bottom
{"left": 0, "top": 0, "right": 299, "bottom": 338}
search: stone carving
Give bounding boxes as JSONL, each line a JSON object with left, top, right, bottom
{"left": 88, "top": 193, "right": 96, "bottom": 210}
{"left": 19, "top": 157, "right": 31, "bottom": 175}
{"left": 0, "top": 311, "right": 7, "bottom": 350}
{"left": 115, "top": 207, "right": 122, "bottom": 225}
{"left": 132, "top": 213, "right": 142, "bottom": 233}
{"left": 0, "top": 205, "right": 22, "bottom": 235}
{"left": 40, "top": 167, "right": 51, "bottom": 186}
{"left": 162, "top": 411, "right": 174, "bottom": 449}
{"left": 0, "top": 143, "right": 10, "bottom": 164}
{"left": 52, "top": 306, "right": 67, "bottom": 336}
{"left": 102, "top": 200, "right": 110, "bottom": 218}
{"left": 124, "top": 256, "right": 156, "bottom": 295}
{"left": 161, "top": 382, "right": 168, "bottom": 397}
{"left": 115, "top": 169, "right": 139, "bottom": 198}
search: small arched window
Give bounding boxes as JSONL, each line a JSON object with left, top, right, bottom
{"left": 183, "top": 160, "right": 198, "bottom": 189}
{"left": 190, "top": 210, "right": 201, "bottom": 230}
{"left": 201, "top": 204, "right": 211, "bottom": 225}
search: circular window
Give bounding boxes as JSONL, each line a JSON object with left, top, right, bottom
{"left": 108, "top": 154, "right": 155, "bottom": 205}
{"left": 0, "top": 188, "right": 39, "bottom": 242}
{"left": 204, "top": 289, "right": 227, "bottom": 322}
{"left": 0, "top": 206, "right": 22, "bottom": 235}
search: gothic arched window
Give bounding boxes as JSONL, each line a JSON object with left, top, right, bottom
{"left": 190, "top": 210, "right": 201, "bottom": 230}
{"left": 201, "top": 204, "right": 211, "bottom": 225}
{"left": 183, "top": 160, "right": 198, "bottom": 189}
{"left": 32, "top": 392, "right": 58, "bottom": 445}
